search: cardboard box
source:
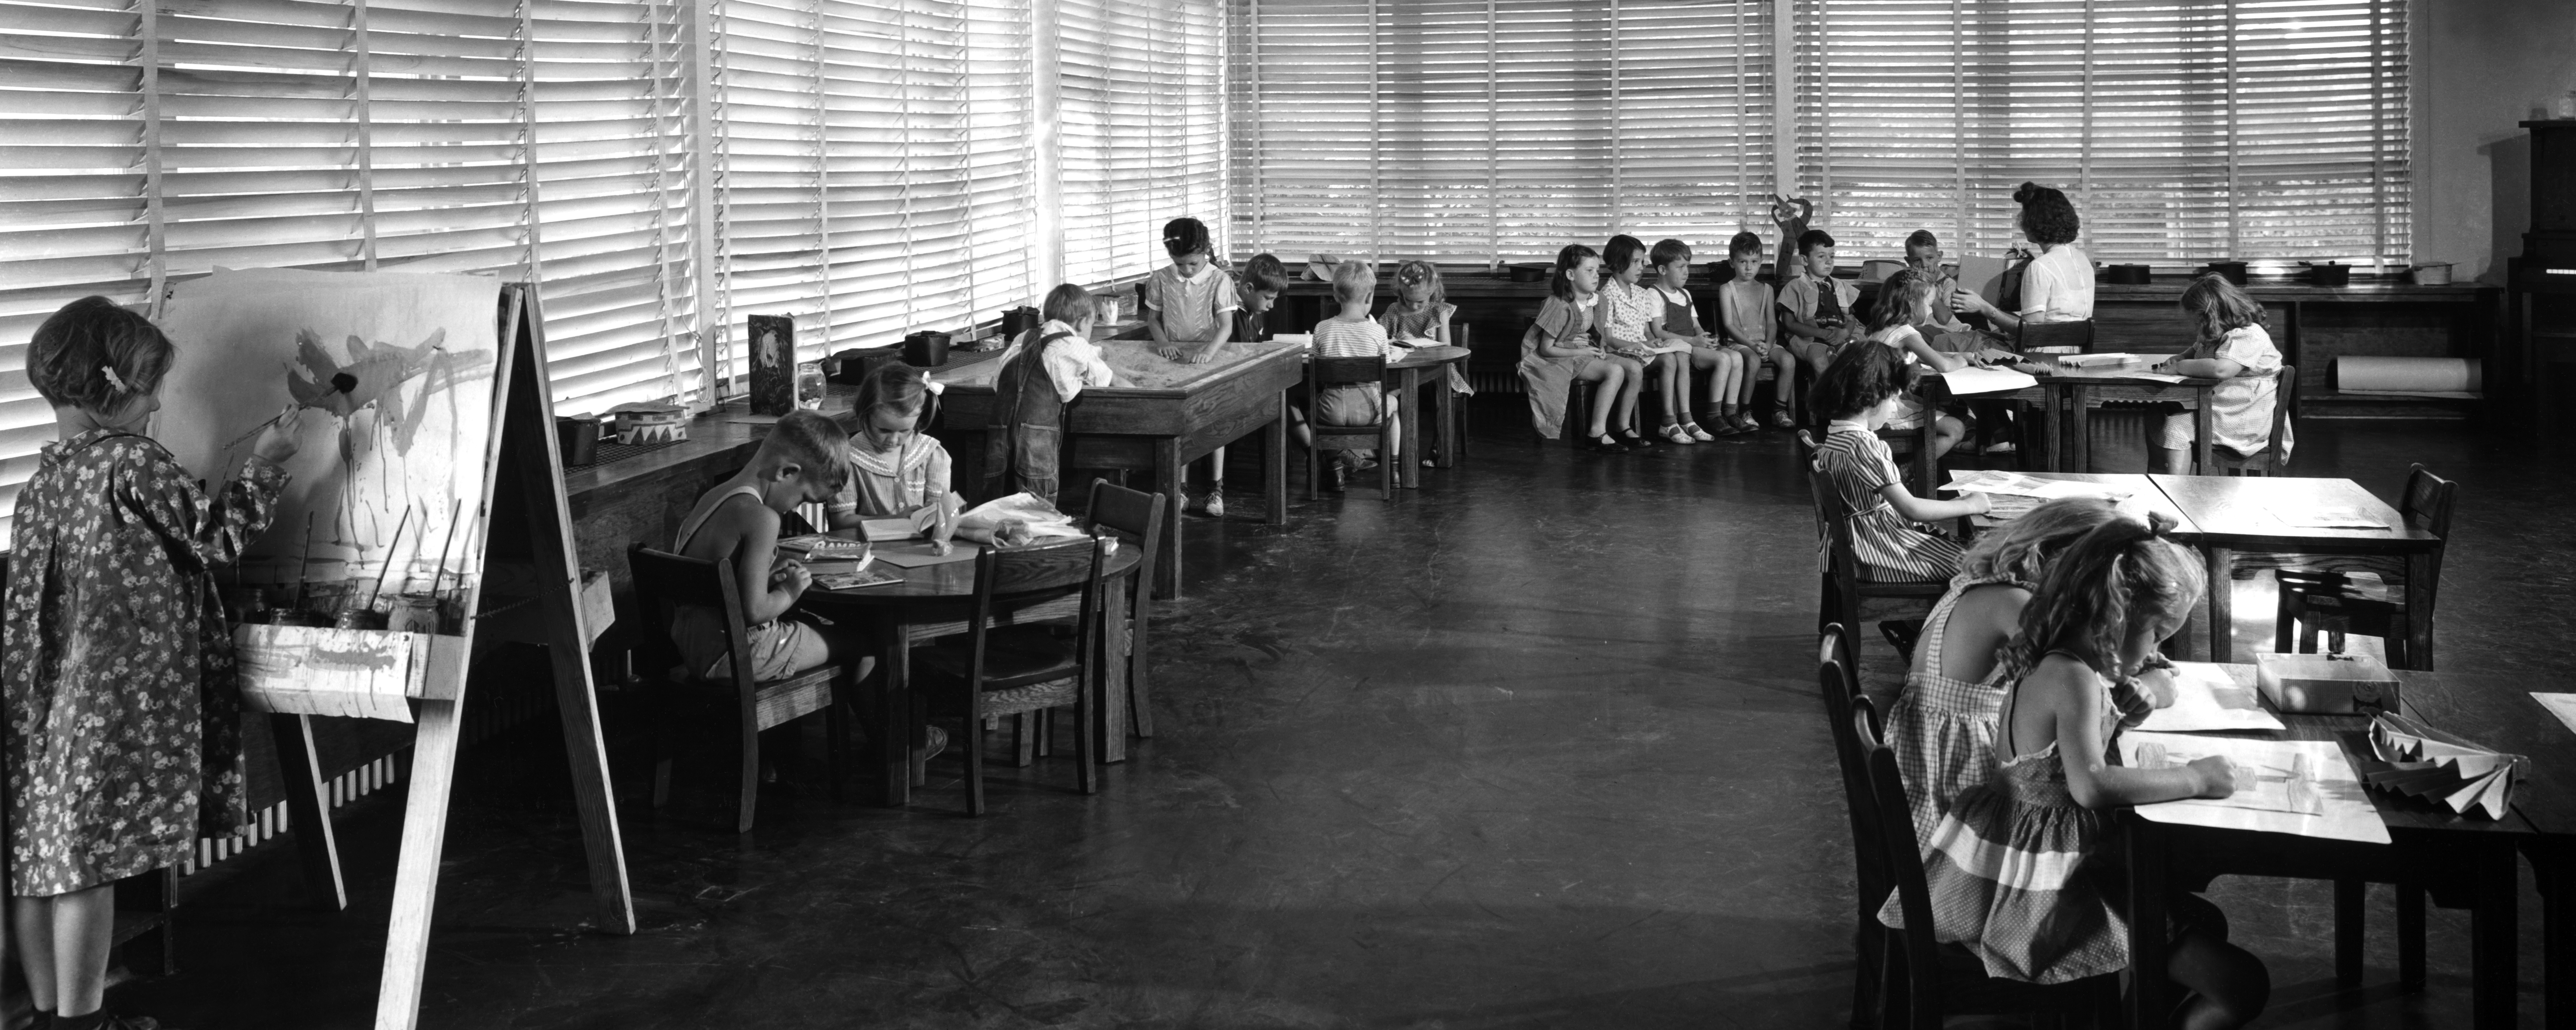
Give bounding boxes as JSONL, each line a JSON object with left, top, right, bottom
{"left": 2256, "top": 652, "right": 2400, "bottom": 714}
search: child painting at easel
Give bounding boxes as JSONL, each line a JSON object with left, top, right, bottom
{"left": 4, "top": 297, "right": 303, "bottom": 1030}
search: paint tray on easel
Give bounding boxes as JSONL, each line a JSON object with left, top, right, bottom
{"left": 2365, "top": 713, "right": 2525, "bottom": 820}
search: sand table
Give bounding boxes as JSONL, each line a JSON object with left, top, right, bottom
{"left": 935, "top": 339, "right": 1300, "bottom": 391}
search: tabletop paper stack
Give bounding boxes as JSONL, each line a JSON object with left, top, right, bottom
{"left": 2365, "top": 713, "right": 2525, "bottom": 820}
{"left": 1947, "top": 469, "right": 2134, "bottom": 520}
{"left": 777, "top": 533, "right": 900, "bottom": 589}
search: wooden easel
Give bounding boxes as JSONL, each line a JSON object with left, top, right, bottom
{"left": 257, "top": 283, "right": 635, "bottom": 1030}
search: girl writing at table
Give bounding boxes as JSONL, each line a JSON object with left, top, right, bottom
{"left": 2149, "top": 274, "right": 2293, "bottom": 474}
{"left": 7, "top": 297, "right": 301, "bottom": 1030}
{"left": 1378, "top": 260, "right": 1473, "bottom": 463}
{"left": 828, "top": 363, "right": 965, "bottom": 554}
{"left": 1882, "top": 497, "right": 2133, "bottom": 851}
{"left": 1144, "top": 216, "right": 1239, "bottom": 517}
{"left": 1810, "top": 344, "right": 1988, "bottom": 585}
{"left": 1893, "top": 518, "right": 2269, "bottom": 1029}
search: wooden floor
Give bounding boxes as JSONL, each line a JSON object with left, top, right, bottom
{"left": 120, "top": 403, "right": 2571, "bottom": 1029}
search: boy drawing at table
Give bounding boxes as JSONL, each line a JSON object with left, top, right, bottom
{"left": 670, "top": 410, "right": 871, "bottom": 687}
{"left": 1716, "top": 230, "right": 1794, "bottom": 428}
{"left": 986, "top": 283, "right": 1121, "bottom": 505}
{"left": 2149, "top": 274, "right": 2292, "bottom": 474}
{"left": 1892, "top": 518, "right": 2269, "bottom": 1029}
{"left": 1778, "top": 228, "right": 1861, "bottom": 377}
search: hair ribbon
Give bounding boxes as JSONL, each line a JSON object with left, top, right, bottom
{"left": 922, "top": 379, "right": 945, "bottom": 396}
{"left": 100, "top": 365, "right": 129, "bottom": 394}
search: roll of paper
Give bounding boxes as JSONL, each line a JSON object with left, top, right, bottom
{"left": 2334, "top": 357, "right": 2481, "bottom": 397}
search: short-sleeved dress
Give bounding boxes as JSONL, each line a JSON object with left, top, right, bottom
{"left": 1884, "top": 572, "right": 2028, "bottom": 853}
{"left": 2155, "top": 324, "right": 2293, "bottom": 461}
{"left": 1814, "top": 423, "right": 1965, "bottom": 582}
{"left": 1144, "top": 264, "right": 1238, "bottom": 344}
{"left": 1519, "top": 294, "right": 1601, "bottom": 440}
{"left": 1379, "top": 300, "right": 1472, "bottom": 395}
{"left": 829, "top": 432, "right": 954, "bottom": 521}
{"left": 4, "top": 428, "right": 285, "bottom": 896}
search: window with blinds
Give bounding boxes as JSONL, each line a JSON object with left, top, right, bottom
{"left": 0, "top": 0, "right": 698, "bottom": 540}
{"left": 1059, "top": 0, "right": 1227, "bottom": 286}
{"left": 712, "top": 0, "right": 1030, "bottom": 387}
{"left": 1229, "top": 0, "right": 1778, "bottom": 263}
{"left": 1794, "top": 0, "right": 2409, "bottom": 267}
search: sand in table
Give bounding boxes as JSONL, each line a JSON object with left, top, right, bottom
{"left": 935, "top": 339, "right": 1300, "bottom": 391}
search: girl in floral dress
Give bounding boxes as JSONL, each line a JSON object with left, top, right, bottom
{"left": 4, "top": 297, "right": 300, "bottom": 1030}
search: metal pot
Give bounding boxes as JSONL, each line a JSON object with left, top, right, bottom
{"left": 2302, "top": 262, "right": 2351, "bottom": 287}
{"left": 554, "top": 414, "right": 599, "bottom": 466}
{"left": 902, "top": 331, "right": 951, "bottom": 368}
{"left": 2102, "top": 264, "right": 2152, "bottom": 285}
{"left": 2201, "top": 261, "right": 2249, "bottom": 286}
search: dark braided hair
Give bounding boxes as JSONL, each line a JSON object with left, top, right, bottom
{"left": 1161, "top": 217, "right": 1213, "bottom": 260}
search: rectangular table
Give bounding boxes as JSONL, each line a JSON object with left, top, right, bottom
{"left": 2146, "top": 474, "right": 2442, "bottom": 665}
{"left": 2125, "top": 666, "right": 2572, "bottom": 1030}
{"left": 934, "top": 340, "right": 1306, "bottom": 598}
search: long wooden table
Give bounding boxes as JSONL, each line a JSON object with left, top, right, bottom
{"left": 932, "top": 340, "right": 1305, "bottom": 598}
{"left": 2125, "top": 667, "right": 2572, "bottom": 1030}
{"left": 1934, "top": 354, "right": 2222, "bottom": 473}
{"left": 2148, "top": 474, "right": 2443, "bottom": 665}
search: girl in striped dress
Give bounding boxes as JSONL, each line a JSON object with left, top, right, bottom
{"left": 1890, "top": 519, "right": 2269, "bottom": 1027}
{"left": 1883, "top": 497, "right": 2129, "bottom": 852}
{"left": 1809, "top": 344, "right": 1987, "bottom": 582}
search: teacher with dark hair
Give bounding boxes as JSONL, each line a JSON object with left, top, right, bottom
{"left": 1949, "top": 182, "right": 2094, "bottom": 334}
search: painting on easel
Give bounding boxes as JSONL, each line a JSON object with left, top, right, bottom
{"left": 157, "top": 270, "right": 501, "bottom": 630}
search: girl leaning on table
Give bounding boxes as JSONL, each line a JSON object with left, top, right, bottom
{"left": 827, "top": 362, "right": 966, "bottom": 555}
{"left": 1889, "top": 517, "right": 2271, "bottom": 1030}
{"left": 2148, "top": 273, "right": 2293, "bottom": 475}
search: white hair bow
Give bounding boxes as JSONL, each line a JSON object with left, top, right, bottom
{"left": 923, "top": 379, "right": 945, "bottom": 396}
{"left": 101, "top": 366, "right": 130, "bottom": 393}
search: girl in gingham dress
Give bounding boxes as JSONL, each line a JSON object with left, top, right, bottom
{"left": 6, "top": 298, "right": 302, "bottom": 1030}
{"left": 1808, "top": 344, "right": 1987, "bottom": 583}
{"left": 1144, "top": 217, "right": 1240, "bottom": 516}
{"left": 1886, "top": 519, "right": 2269, "bottom": 1027}
{"left": 1882, "top": 497, "right": 2128, "bottom": 852}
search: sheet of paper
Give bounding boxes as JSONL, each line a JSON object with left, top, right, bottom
{"left": 2120, "top": 732, "right": 2389, "bottom": 844}
{"left": 2056, "top": 352, "right": 2143, "bottom": 368}
{"left": 1946, "top": 469, "right": 2130, "bottom": 502}
{"left": 1940, "top": 366, "right": 2039, "bottom": 395}
{"left": 869, "top": 539, "right": 983, "bottom": 568}
{"left": 1395, "top": 335, "right": 1440, "bottom": 348}
{"left": 2124, "top": 372, "right": 2191, "bottom": 384}
{"left": 2136, "top": 662, "right": 2287, "bottom": 733}
{"left": 2535, "top": 694, "right": 2576, "bottom": 738}
{"left": 2268, "top": 504, "right": 2389, "bottom": 529}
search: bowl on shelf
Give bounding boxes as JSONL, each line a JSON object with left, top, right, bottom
{"left": 2200, "top": 261, "right": 2249, "bottom": 285}
{"left": 2303, "top": 262, "right": 2352, "bottom": 287}
{"left": 2102, "top": 264, "right": 2152, "bottom": 285}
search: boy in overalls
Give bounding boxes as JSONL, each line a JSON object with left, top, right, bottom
{"left": 985, "top": 283, "right": 1118, "bottom": 504}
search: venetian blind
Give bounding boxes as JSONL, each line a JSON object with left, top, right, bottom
{"left": 0, "top": 0, "right": 701, "bottom": 541}
{"left": 713, "top": 0, "right": 1028, "bottom": 384}
{"left": 1794, "top": 0, "right": 2409, "bottom": 267}
{"left": 1229, "top": 0, "right": 1777, "bottom": 263}
{"left": 1059, "top": 0, "right": 1227, "bottom": 287}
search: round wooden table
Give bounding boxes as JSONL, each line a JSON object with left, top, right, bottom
{"left": 802, "top": 542, "right": 1145, "bottom": 806}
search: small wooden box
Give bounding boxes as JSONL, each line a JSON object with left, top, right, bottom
{"left": 609, "top": 402, "right": 687, "bottom": 445}
{"left": 2255, "top": 652, "right": 2400, "bottom": 714}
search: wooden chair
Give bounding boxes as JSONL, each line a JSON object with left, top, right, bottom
{"left": 1819, "top": 632, "right": 1887, "bottom": 1030}
{"left": 1306, "top": 353, "right": 1396, "bottom": 499}
{"left": 2203, "top": 365, "right": 2298, "bottom": 475}
{"left": 626, "top": 543, "right": 855, "bottom": 834}
{"left": 1797, "top": 431, "right": 1949, "bottom": 661}
{"left": 909, "top": 536, "right": 1110, "bottom": 815}
{"left": 1083, "top": 479, "right": 1166, "bottom": 740}
{"left": 2276, "top": 462, "right": 2456, "bottom": 671}
{"left": 1858, "top": 710, "right": 2122, "bottom": 1028}
{"left": 2014, "top": 318, "right": 2095, "bottom": 354}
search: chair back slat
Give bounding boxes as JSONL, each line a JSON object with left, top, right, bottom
{"left": 2401, "top": 463, "right": 2458, "bottom": 539}
{"left": 976, "top": 537, "right": 1105, "bottom": 598}
{"left": 1086, "top": 481, "right": 1162, "bottom": 543}
{"left": 1311, "top": 354, "right": 1389, "bottom": 387}
{"left": 626, "top": 543, "right": 759, "bottom": 692}
{"left": 2015, "top": 318, "right": 2094, "bottom": 353}
{"left": 1858, "top": 709, "right": 1949, "bottom": 1020}
{"left": 1821, "top": 644, "right": 1889, "bottom": 918}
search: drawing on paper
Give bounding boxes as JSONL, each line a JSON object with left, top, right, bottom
{"left": 157, "top": 269, "right": 502, "bottom": 613}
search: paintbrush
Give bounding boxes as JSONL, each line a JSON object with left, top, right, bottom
{"left": 226, "top": 371, "right": 358, "bottom": 449}
{"left": 291, "top": 511, "right": 316, "bottom": 611}
{"left": 423, "top": 500, "right": 464, "bottom": 633}
{"left": 363, "top": 507, "right": 411, "bottom": 615}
